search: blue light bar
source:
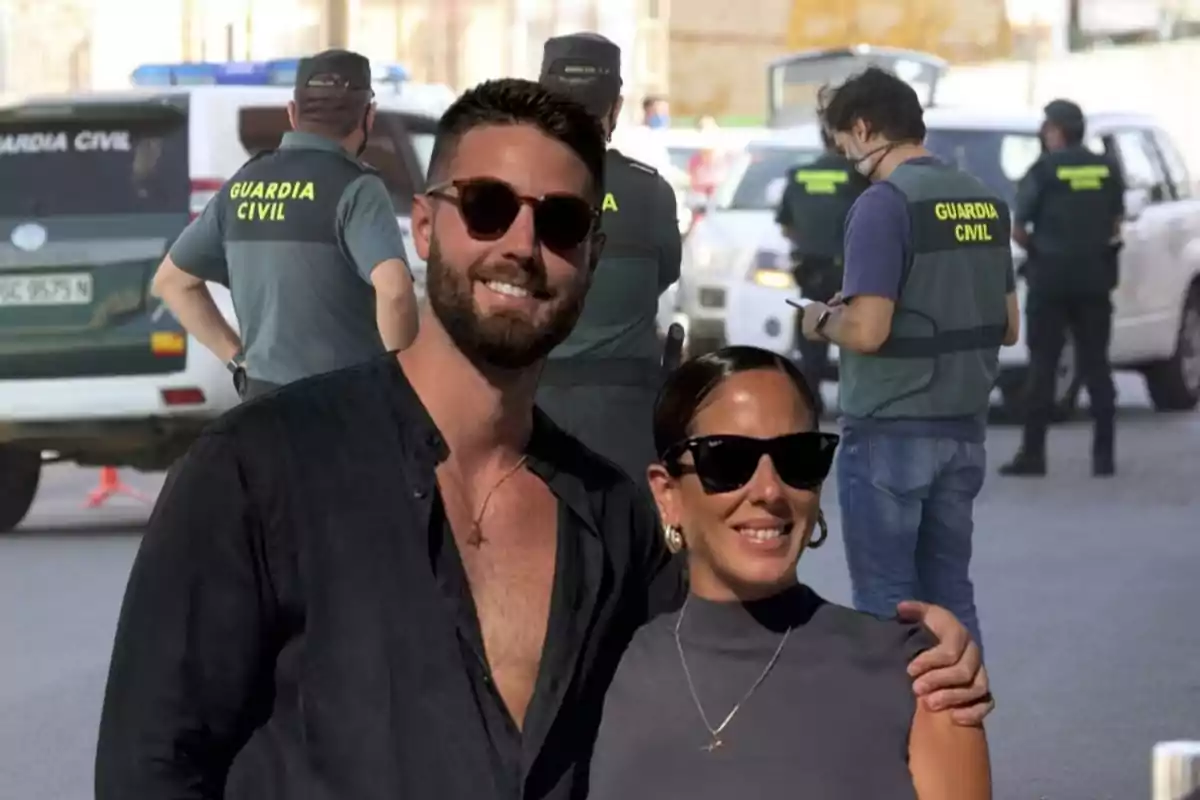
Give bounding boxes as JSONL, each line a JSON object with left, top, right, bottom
{"left": 131, "top": 59, "right": 409, "bottom": 88}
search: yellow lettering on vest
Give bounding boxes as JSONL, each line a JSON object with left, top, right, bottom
{"left": 601, "top": 192, "right": 618, "bottom": 212}
{"left": 236, "top": 201, "right": 286, "bottom": 221}
{"left": 228, "top": 180, "right": 316, "bottom": 221}
{"left": 954, "top": 223, "right": 993, "bottom": 242}
{"left": 794, "top": 170, "right": 848, "bottom": 195}
{"left": 1056, "top": 165, "right": 1109, "bottom": 191}
{"left": 934, "top": 202, "right": 949, "bottom": 220}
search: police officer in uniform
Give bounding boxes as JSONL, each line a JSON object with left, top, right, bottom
{"left": 999, "top": 99, "right": 1125, "bottom": 477}
{"left": 151, "top": 49, "right": 417, "bottom": 401}
{"left": 775, "top": 126, "right": 869, "bottom": 414}
{"left": 534, "top": 33, "right": 682, "bottom": 480}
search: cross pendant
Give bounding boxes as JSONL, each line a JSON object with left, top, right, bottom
{"left": 702, "top": 738, "right": 723, "bottom": 752}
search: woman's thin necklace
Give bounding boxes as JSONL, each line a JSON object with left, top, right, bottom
{"left": 466, "top": 455, "right": 528, "bottom": 547}
{"left": 674, "top": 593, "right": 792, "bottom": 752}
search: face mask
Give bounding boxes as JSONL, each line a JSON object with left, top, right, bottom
{"left": 355, "top": 107, "right": 370, "bottom": 158}
{"left": 847, "top": 141, "right": 894, "bottom": 179}
{"left": 646, "top": 113, "right": 668, "bottom": 130}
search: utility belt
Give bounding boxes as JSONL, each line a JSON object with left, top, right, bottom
{"left": 538, "top": 357, "right": 662, "bottom": 389}
{"left": 1022, "top": 245, "right": 1120, "bottom": 296}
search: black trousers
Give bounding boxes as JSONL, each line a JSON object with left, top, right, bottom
{"left": 1022, "top": 292, "right": 1116, "bottom": 455}
{"left": 792, "top": 255, "right": 841, "bottom": 406}
{"left": 535, "top": 359, "right": 660, "bottom": 484}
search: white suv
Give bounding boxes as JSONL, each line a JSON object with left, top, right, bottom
{"left": 724, "top": 109, "right": 1200, "bottom": 418}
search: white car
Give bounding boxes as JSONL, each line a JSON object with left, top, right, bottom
{"left": 0, "top": 80, "right": 450, "bottom": 532}
{"left": 724, "top": 109, "right": 1200, "bottom": 417}
{"left": 679, "top": 127, "right": 823, "bottom": 352}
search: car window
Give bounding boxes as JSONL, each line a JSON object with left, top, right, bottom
{"left": 667, "top": 146, "right": 699, "bottom": 173}
{"left": 714, "top": 145, "right": 821, "bottom": 210}
{"left": 397, "top": 113, "right": 436, "bottom": 184}
{"left": 1112, "top": 129, "right": 1170, "bottom": 202}
{"left": 1149, "top": 129, "right": 1192, "bottom": 200}
{"left": 237, "top": 107, "right": 423, "bottom": 215}
{"left": 0, "top": 102, "right": 190, "bottom": 216}
{"left": 923, "top": 128, "right": 1042, "bottom": 206}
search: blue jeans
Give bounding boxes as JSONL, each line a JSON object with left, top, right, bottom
{"left": 837, "top": 428, "right": 986, "bottom": 654}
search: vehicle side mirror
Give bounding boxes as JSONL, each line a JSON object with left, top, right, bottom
{"left": 1125, "top": 187, "right": 1149, "bottom": 221}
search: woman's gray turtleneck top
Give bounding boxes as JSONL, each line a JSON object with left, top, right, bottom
{"left": 586, "top": 584, "right": 936, "bottom": 799}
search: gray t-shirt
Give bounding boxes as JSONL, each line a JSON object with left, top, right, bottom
{"left": 169, "top": 131, "right": 408, "bottom": 385}
{"left": 587, "top": 584, "right": 935, "bottom": 800}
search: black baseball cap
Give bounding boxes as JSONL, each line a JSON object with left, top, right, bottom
{"left": 539, "top": 32, "right": 622, "bottom": 117}
{"left": 295, "top": 49, "right": 372, "bottom": 91}
{"left": 1043, "top": 98, "right": 1085, "bottom": 128}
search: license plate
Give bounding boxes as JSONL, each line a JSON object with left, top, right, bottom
{"left": 0, "top": 273, "right": 93, "bottom": 307}
{"left": 699, "top": 287, "right": 726, "bottom": 309}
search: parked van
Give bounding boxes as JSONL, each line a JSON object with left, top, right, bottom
{"left": 0, "top": 76, "right": 451, "bottom": 531}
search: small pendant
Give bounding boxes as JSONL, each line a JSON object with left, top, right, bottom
{"left": 702, "top": 738, "right": 723, "bottom": 752}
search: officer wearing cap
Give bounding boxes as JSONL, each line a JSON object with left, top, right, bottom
{"left": 151, "top": 49, "right": 417, "bottom": 401}
{"left": 775, "top": 126, "right": 870, "bottom": 414}
{"left": 534, "top": 32, "right": 682, "bottom": 480}
{"left": 1000, "top": 99, "right": 1125, "bottom": 477}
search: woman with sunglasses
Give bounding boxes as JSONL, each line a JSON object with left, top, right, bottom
{"left": 586, "top": 345, "right": 990, "bottom": 800}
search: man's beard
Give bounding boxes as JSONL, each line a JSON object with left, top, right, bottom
{"left": 424, "top": 238, "right": 587, "bottom": 370}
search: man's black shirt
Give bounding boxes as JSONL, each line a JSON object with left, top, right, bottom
{"left": 95, "top": 354, "right": 682, "bottom": 800}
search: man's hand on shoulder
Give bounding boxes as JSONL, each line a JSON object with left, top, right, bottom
{"left": 897, "top": 600, "right": 993, "bottom": 727}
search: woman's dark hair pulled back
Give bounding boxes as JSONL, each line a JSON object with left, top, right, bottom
{"left": 653, "top": 345, "right": 821, "bottom": 460}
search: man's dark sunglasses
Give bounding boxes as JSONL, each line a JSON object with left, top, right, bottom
{"left": 661, "top": 432, "right": 840, "bottom": 495}
{"left": 425, "top": 178, "right": 599, "bottom": 251}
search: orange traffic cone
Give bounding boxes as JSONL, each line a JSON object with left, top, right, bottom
{"left": 85, "top": 466, "right": 150, "bottom": 508}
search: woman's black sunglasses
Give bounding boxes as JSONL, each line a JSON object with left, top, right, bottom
{"left": 662, "top": 432, "right": 840, "bottom": 495}
{"left": 425, "top": 178, "right": 600, "bottom": 251}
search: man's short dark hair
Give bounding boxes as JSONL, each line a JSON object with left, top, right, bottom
{"left": 818, "top": 67, "right": 926, "bottom": 144}
{"left": 1044, "top": 99, "right": 1086, "bottom": 145}
{"left": 294, "top": 84, "right": 372, "bottom": 139}
{"left": 428, "top": 78, "right": 607, "bottom": 202}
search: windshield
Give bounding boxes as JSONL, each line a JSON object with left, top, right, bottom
{"left": 0, "top": 105, "right": 189, "bottom": 216}
{"left": 714, "top": 145, "right": 821, "bottom": 210}
{"left": 409, "top": 132, "right": 434, "bottom": 180}
{"left": 924, "top": 128, "right": 1042, "bottom": 206}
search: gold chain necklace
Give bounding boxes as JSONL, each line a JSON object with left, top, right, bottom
{"left": 673, "top": 594, "right": 792, "bottom": 752}
{"left": 465, "top": 455, "right": 528, "bottom": 547}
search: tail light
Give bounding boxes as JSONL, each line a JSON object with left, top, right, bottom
{"left": 161, "top": 387, "right": 206, "bottom": 406}
{"left": 189, "top": 178, "right": 224, "bottom": 221}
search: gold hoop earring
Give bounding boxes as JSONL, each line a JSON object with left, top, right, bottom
{"left": 809, "top": 511, "right": 828, "bottom": 549}
{"left": 664, "top": 524, "right": 684, "bottom": 554}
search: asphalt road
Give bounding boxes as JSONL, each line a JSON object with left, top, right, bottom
{"left": 1, "top": 376, "right": 1197, "bottom": 800}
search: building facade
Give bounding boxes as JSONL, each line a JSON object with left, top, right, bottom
{"left": 0, "top": 0, "right": 668, "bottom": 123}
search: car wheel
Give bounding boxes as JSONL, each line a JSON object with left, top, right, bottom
{"left": 1142, "top": 285, "right": 1200, "bottom": 411}
{"left": 0, "top": 446, "right": 41, "bottom": 534}
{"left": 996, "top": 340, "right": 1082, "bottom": 422}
